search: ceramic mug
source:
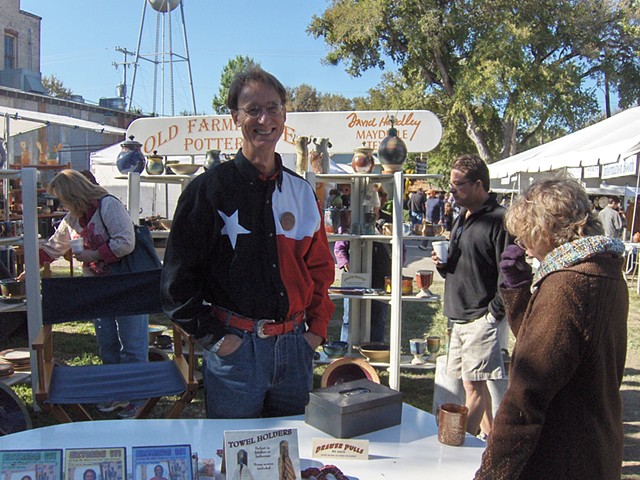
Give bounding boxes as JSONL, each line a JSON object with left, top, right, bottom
{"left": 436, "top": 403, "right": 468, "bottom": 446}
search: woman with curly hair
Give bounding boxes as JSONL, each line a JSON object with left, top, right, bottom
{"left": 475, "top": 176, "right": 628, "bottom": 480}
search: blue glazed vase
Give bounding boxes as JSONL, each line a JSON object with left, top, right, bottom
{"left": 117, "top": 136, "right": 146, "bottom": 174}
{"left": 377, "top": 119, "right": 407, "bottom": 173}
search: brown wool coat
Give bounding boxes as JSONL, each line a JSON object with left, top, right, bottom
{"left": 475, "top": 254, "right": 628, "bottom": 480}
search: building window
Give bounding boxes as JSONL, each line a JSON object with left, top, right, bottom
{"left": 4, "top": 34, "right": 17, "bottom": 69}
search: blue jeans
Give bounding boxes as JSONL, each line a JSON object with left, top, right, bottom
{"left": 341, "top": 299, "right": 388, "bottom": 343}
{"left": 202, "top": 325, "right": 315, "bottom": 418}
{"left": 410, "top": 211, "right": 423, "bottom": 226}
{"left": 93, "top": 314, "right": 149, "bottom": 365}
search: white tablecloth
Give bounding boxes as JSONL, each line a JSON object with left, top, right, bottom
{"left": 0, "top": 404, "right": 485, "bottom": 479}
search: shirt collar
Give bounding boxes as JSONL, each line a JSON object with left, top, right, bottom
{"left": 233, "top": 149, "right": 283, "bottom": 190}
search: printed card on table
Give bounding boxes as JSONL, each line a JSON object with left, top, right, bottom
{"left": 0, "top": 449, "right": 63, "bottom": 480}
{"left": 224, "top": 428, "right": 300, "bottom": 480}
{"left": 131, "top": 445, "right": 193, "bottom": 480}
{"left": 64, "top": 447, "right": 125, "bottom": 480}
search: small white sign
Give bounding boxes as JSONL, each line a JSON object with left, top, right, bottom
{"left": 311, "top": 438, "right": 369, "bottom": 460}
{"left": 341, "top": 272, "right": 371, "bottom": 288}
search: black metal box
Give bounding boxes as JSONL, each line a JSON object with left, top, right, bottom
{"left": 305, "top": 379, "right": 402, "bottom": 438}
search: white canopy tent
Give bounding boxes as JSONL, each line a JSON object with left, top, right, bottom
{"left": 490, "top": 106, "right": 640, "bottom": 182}
{"left": 489, "top": 106, "right": 640, "bottom": 237}
{"left": 1, "top": 105, "right": 126, "bottom": 138}
{"left": 1, "top": 105, "right": 126, "bottom": 172}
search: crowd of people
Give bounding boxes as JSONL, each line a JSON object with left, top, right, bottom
{"left": 13, "top": 66, "right": 631, "bottom": 478}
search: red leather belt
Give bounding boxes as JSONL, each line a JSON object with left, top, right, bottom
{"left": 212, "top": 306, "right": 305, "bottom": 339}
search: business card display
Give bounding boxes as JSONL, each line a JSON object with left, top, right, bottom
{"left": 311, "top": 438, "right": 369, "bottom": 460}
{"left": 224, "top": 428, "right": 300, "bottom": 479}
{"left": 0, "top": 449, "right": 63, "bottom": 480}
{"left": 64, "top": 447, "right": 126, "bottom": 480}
{"left": 131, "top": 445, "right": 193, "bottom": 480}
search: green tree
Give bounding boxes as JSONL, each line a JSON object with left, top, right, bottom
{"left": 309, "top": 0, "right": 640, "bottom": 162}
{"left": 42, "top": 74, "right": 73, "bottom": 99}
{"left": 288, "top": 83, "right": 320, "bottom": 111}
{"left": 211, "top": 55, "right": 259, "bottom": 114}
{"left": 287, "top": 84, "right": 354, "bottom": 111}
{"left": 318, "top": 92, "right": 353, "bottom": 111}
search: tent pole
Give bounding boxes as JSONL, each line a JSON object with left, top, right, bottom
{"left": 631, "top": 155, "right": 640, "bottom": 240}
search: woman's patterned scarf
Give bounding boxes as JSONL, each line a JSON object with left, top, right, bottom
{"left": 534, "top": 235, "right": 625, "bottom": 285}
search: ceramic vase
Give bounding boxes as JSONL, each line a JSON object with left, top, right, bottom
{"left": 204, "top": 149, "right": 222, "bottom": 170}
{"left": 351, "top": 146, "right": 374, "bottom": 174}
{"left": 117, "top": 136, "right": 146, "bottom": 174}
{"left": 378, "top": 118, "right": 407, "bottom": 173}
{"left": 145, "top": 151, "right": 164, "bottom": 175}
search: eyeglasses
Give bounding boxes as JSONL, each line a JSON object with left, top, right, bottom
{"left": 514, "top": 238, "right": 526, "bottom": 249}
{"left": 448, "top": 180, "right": 476, "bottom": 190}
{"left": 237, "top": 103, "right": 284, "bottom": 118}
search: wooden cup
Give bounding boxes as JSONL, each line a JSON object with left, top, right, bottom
{"left": 436, "top": 403, "right": 469, "bottom": 446}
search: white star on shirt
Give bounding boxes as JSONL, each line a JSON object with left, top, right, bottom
{"left": 218, "top": 209, "right": 250, "bottom": 249}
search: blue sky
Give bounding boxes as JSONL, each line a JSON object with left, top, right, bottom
{"left": 21, "top": 0, "right": 612, "bottom": 117}
{"left": 20, "top": 0, "right": 387, "bottom": 115}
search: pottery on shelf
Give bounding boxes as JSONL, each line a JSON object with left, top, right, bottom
{"left": 204, "top": 149, "right": 222, "bottom": 170}
{"left": 351, "top": 146, "right": 374, "bottom": 174}
{"left": 117, "top": 136, "right": 146, "bottom": 174}
{"left": 145, "top": 150, "right": 164, "bottom": 175}
{"left": 378, "top": 116, "right": 408, "bottom": 173}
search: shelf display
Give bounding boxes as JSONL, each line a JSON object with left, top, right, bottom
{"left": 308, "top": 171, "right": 443, "bottom": 390}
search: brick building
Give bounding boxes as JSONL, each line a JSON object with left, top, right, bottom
{"left": 0, "top": 0, "right": 138, "bottom": 170}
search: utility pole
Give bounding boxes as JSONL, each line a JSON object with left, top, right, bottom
{"left": 113, "top": 46, "right": 136, "bottom": 110}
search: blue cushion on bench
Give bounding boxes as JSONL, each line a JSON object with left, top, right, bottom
{"left": 41, "top": 269, "right": 163, "bottom": 325}
{"left": 47, "top": 361, "right": 185, "bottom": 404}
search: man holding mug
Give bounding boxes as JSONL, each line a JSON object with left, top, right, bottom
{"left": 432, "top": 154, "right": 510, "bottom": 438}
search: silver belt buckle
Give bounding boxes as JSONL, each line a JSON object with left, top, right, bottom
{"left": 256, "top": 319, "right": 276, "bottom": 339}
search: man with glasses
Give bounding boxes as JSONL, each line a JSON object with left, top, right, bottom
{"left": 431, "top": 154, "right": 511, "bottom": 438}
{"left": 161, "top": 67, "right": 335, "bottom": 418}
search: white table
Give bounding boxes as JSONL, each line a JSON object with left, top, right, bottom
{"left": 0, "top": 404, "right": 485, "bottom": 479}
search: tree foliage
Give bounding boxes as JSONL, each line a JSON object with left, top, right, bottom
{"left": 211, "top": 55, "right": 259, "bottom": 114}
{"left": 287, "top": 83, "right": 354, "bottom": 111}
{"left": 309, "top": 0, "right": 640, "bottom": 162}
{"left": 42, "top": 74, "right": 73, "bottom": 99}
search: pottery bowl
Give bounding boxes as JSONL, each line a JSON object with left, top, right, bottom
{"left": 148, "top": 324, "right": 167, "bottom": 344}
{"left": 357, "top": 342, "right": 391, "bottom": 363}
{"left": 165, "top": 162, "right": 201, "bottom": 175}
{"left": 0, "top": 279, "right": 26, "bottom": 298}
{"left": 158, "top": 219, "right": 173, "bottom": 230}
{"left": 154, "top": 334, "right": 173, "bottom": 349}
{"left": 323, "top": 341, "right": 349, "bottom": 358}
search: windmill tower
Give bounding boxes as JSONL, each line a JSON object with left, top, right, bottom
{"left": 129, "top": 0, "right": 197, "bottom": 116}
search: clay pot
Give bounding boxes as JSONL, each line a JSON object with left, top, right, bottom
{"left": 204, "top": 149, "right": 221, "bottom": 170}
{"left": 0, "top": 279, "right": 26, "bottom": 298}
{"left": 323, "top": 341, "right": 349, "bottom": 358}
{"left": 117, "top": 136, "right": 146, "bottom": 174}
{"left": 351, "top": 146, "right": 374, "bottom": 174}
{"left": 145, "top": 151, "right": 164, "bottom": 175}
{"left": 378, "top": 122, "right": 407, "bottom": 173}
{"left": 356, "top": 342, "right": 391, "bottom": 363}
{"left": 384, "top": 275, "right": 413, "bottom": 295}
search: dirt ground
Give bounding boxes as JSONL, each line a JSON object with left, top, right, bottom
{"left": 622, "top": 346, "right": 640, "bottom": 478}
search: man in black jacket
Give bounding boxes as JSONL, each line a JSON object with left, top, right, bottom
{"left": 432, "top": 154, "right": 510, "bottom": 437}
{"left": 161, "top": 67, "right": 335, "bottom": 419}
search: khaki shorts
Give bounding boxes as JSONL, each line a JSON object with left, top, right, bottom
{"left": 446, "top": 312, "right": 505, "bottom": 381}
